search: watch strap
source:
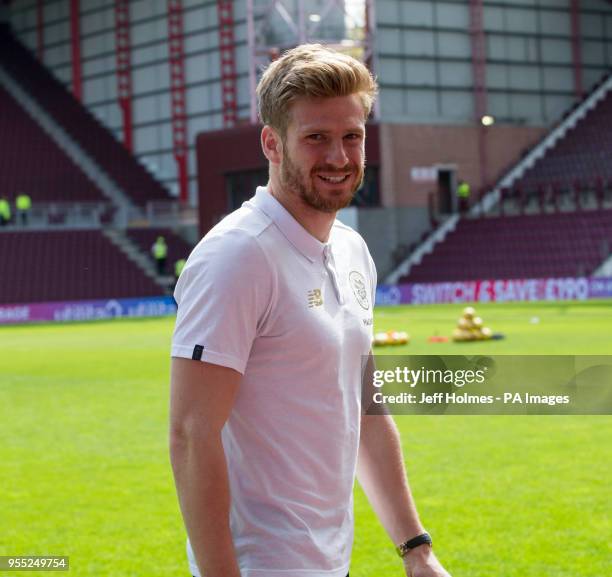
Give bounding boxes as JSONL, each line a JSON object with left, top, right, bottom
{"left": 396, "top": 532, "right": 433, "bottom": 558}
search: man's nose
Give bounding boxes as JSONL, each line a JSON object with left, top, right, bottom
{"left": 325, "top": 140, "right": 349, "bottom": 168}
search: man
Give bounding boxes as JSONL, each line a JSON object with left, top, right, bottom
{"left": 170, "top": 44, "right": 451, "bottom": 577}
{"left": 0, "top": 195, "right": 10, "bottom": 226}
{"left": 456, "top": 180, "right": 470, "bottom": 213}
{"left": 151, "top": 235, "right": 168, "bottom": 275}
{"left": 173, "top": 257, "right": 186, "bottom": 291}
{"left": 15, "top": 192, "right": 31, "bottom": 226}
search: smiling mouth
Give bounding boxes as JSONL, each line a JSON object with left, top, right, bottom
{"left": 317, "top": 174, "right": 351, "bottom": 184}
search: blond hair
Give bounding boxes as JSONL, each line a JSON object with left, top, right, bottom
{"left": 256, "top": 44, "right": 378, "bottom": 136}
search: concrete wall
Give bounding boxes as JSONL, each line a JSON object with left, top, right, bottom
{"left": 379, "top": 122, "right": 546, "bottom": 207}
{"left": 355, "top": 205, "right": 431, "bottom": 278}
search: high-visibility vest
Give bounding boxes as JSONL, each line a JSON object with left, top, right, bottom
{"left": 0, "top": 199, "right": 11, "bottom": 219}
{"left": 457, "top": 182, "right": 471, "bottom": 198}
{"left": 16, "top": 194, "right": 31, "bottom": 211}
{"left": 152, "top": 239, "right": 168, "bottom": 259}
{"left": 175, "top": 258, "right": 186, "bottom": 277}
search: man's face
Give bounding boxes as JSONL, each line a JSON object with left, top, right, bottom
{"left": 279, "top": 94, "right": 366, "bottom": 213}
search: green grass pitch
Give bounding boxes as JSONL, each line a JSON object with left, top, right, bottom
{"left": 1, "top": 301, "right": 610, "bottom": 576}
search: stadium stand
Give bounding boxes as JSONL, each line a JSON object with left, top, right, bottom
{"left": 0, "top": 230, "right": 162, "bottom": 304}
{"left": 402, "top": 210, "right": 612, "bottom": 283}
{"left": 394, "top": 75, "right": 612, "bottom": 285}
{"left": 514, "top": 88, "right": 612, "bottom": 200}
{"left": 0, "top": 24, "right": 172, "bottom": 208}
{"left": 125, "top": 228, "right": 194, "bottom": 271}
{"left": 0, "top": 24, "right": 186, "bottom": 304}
{"left": 500, "top": 83, "right": 612, "bottom": 212}
{"left": 0, "top": 85, "right": 105, "bottom": 203}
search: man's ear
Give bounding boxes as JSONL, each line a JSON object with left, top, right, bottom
{"left": 261, "top": 126, "right": 283, "bottom": 165}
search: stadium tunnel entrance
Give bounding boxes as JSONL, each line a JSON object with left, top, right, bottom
{"left": 436, "top": 167, "right": 457, "bottom": 215}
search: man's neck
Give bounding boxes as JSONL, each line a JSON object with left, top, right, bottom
{"left": 267, "top": 182, "right": 336, "bottom": 244}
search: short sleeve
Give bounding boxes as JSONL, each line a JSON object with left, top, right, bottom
{"left": 171, "top": 230, "right": 273, "bottom": 374}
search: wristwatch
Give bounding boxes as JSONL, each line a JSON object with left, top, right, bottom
{"left": 396, "top": 532, "right": 433, "bottom": 558}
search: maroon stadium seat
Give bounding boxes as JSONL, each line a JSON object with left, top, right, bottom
{"left": 400, "top": 210, "right": 612, "bottom": 283}
{"left": 0, "top": 230, "right": 162, "bottom": 304}
{"left": 0, "top": 26, "right": 171, "bottom": 208}
{"left": 515, "top": 90, "right": 612, "bottom": 199}
{"left": 0, "top": 86, "right": 105, "bottom": 203}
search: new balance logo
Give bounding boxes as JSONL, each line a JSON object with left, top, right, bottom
{"left": 307, "top": 289, "right": 323, "bottom": 308}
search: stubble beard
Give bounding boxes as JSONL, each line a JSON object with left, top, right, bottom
{"left": 280, "top": 148, "right": 365, "bottom": 214}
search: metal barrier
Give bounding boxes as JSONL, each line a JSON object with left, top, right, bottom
{"left": 0, "top": 200, "right": 196, "bottom": 231}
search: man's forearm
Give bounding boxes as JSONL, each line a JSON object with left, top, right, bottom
{"left": 170, "top": 431, "right": 241, "bottom": 577}
{"left": 357, "top": 414, "right": 425, "bottom": 544}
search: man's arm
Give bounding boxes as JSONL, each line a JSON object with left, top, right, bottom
{"left": 357, "top": 413, "right": 451, "bottom": 577}
{"left": 169, "top": 357, "right": 242, "bottom": 577}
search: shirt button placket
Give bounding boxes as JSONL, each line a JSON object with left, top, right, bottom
{"left": 323, "top": 245, "right": 345, "bottom": 305}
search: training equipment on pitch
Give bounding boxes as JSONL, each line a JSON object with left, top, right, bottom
{"left": 452, "top": 306, "right": 493, "bottom": 342}
{"left": 462, "top": 306, "right": 476, "bottom": 318}
{"left": 373, "top": 330, "right": 410, "bottom": 347}
{"left": 427, "top": 335, "right": 449, "bottom": 343}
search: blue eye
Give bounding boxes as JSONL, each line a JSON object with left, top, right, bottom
{"left": 307, "top": 134, "right": 323, "bottom": 141}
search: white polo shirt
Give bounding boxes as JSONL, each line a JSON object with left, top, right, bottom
{"left": 172, "top": 187, "right": 376, "bottom": 577}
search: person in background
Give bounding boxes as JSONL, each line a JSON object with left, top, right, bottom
{"left": 151, "top": 235, "right": 168, "bottom": 275}
{"left": 15, "top": 192, "right": 31, "bottom": 226}
{"left": 0, "top": 195, "right": 11, "bottom": 226}
{"left": 173, "top": 258, "right": 186, "bottom": 290}
{"left": 174, "top": 258, "right": 186, "bottom": 280}
{"left": 456, "top": 180, "right": 470, "bottom": 213}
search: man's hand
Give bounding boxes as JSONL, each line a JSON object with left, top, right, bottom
{"left": 403, "top": 545, "right": 451, "bottom": 577}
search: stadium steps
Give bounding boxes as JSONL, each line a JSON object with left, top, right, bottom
{"left": 594, "top": 252, "right": 612, "bottom": 277}
{"left": 0, "top": 66, "right": 138, "bottom": 213}
{"left": 385, "top": 214, "right": 459, "bottom": 284}
{"left": 102, "top": 229, "right": 172, "bottom": 292}
{"left": 125, "top": 227, "right": 193, "bottom": 271}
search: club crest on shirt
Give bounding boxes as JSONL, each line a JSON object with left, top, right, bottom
{"left": 349, "top": 271, "right": 369, "bottom": 310}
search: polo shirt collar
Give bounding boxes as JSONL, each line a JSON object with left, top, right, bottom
{"left": 251, "top": 186, "right": 326, "bottom": 263}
